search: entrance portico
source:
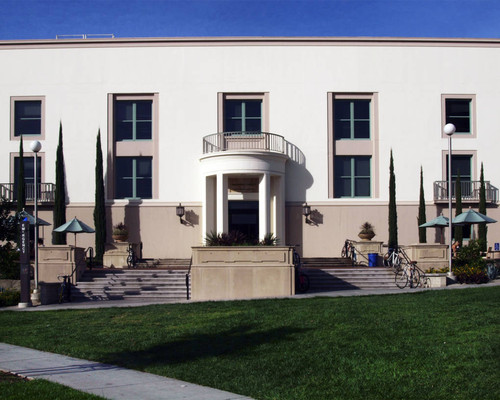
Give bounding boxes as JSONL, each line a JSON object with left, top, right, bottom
{"left": 200, "top": 146, "right": 288, "bottom": 242}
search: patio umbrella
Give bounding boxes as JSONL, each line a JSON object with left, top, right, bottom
{"left": 452, "top": 208, "right": 497, "bottom": 225}
{"left": 53, "top": 217, "right": 95, "bottom": 247}
{"left": 419, "top": 213, "right": 450, "bottom": 244}
{"left": 17, "top": 210, "right": 51, "bottom": 226}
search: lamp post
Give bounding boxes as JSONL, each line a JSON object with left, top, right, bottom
{"left": 30, "top": 140, "right": 42, "bottom": 303}
{"left": 444, "top": 123, "right": 456, "bottom": 276}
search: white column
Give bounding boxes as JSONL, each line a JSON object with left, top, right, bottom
{"left": 203, "top": 175, "right": 216, "bottom": 237}
{"left": 274, "top": 175, "right": 285, "bottom": 243}
{"left": 259, "top": 172, "right": 270, "bottom": 240}
{"left": 216, "top": 173, "right": 228, "bottom": 233}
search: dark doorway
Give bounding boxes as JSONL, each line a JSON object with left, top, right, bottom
{"left": 228, "top": 200, "right": 259, "bottom": 241}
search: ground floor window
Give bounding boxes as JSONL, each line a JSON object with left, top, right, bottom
{"left": 334, "top": 156, "right": 371, "bottom": 198}
{"left": 115, "top": 157, "right": 152, "bottom": 199}
{"left": 228, "top": 200, "right": 259, "bottom": 241}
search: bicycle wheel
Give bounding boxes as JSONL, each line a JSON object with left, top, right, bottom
{"left": 341, "top": 245, "right": 347, "bottom": 258}
{"left": 127, "top": 254, "right": 133, "bottom": 268}
{"left": 395, "top": 269, "right": 408, "bottom": 289}
{"left": 296, "top": 273, "right": 310, "bottom": 293}
{"left": 293, "top": 251, "right": 301, "bottom": 268}
{"left": 409, "top": 267, "right": 422, "bottom": 288}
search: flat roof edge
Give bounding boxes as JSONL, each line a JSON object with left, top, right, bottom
{"left": 1, "top": 36, "right": 500, "bottom": 49}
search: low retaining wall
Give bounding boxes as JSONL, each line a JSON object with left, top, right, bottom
{"left": 405, "top": 244, "right": 448, "bottom": 271}
{"left": 38, "top": 246, "right": 86, "bottom": 284}
{"left": 191, "top": 246, "right": 294, "bottom": 301}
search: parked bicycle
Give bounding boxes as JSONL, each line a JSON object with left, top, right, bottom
{"left": 341, "top": 239, "right": 357, "bottom": 264}
{"left": 292, "top": 246, "right": 310, "bottom": 293}
{"left": 394, "top": 261, "right": 428, "bottom": 289}
{"left": 127, "top": 244, "right": 137, "bottom": 268}
{"left": 57, "top": 274, "right": 72, "bottom": 303}
{"left": 383, "top": 247, "right": 402, "bottom": 270}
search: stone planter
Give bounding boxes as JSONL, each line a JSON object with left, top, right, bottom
{"left": 425, "top": 273, "right": 448, "bottom": 288}
{"left": 112, "top": 234, "right": 128, "bottom": 242}
{"left": 191, "top": 246, "right": 294, "bottom": 301}
{"left": 358, "top": 232, "right": 375, "bottom": 241}
{"left": 405, "top": 244, "right": 448, "bottom": 271}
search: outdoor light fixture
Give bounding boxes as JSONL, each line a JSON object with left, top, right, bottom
{"left": 444, "top": 123, "right": 456, "bottom": 277}
{"left": 30, "top": 140, "right": 42, "bottom": 304}
{"left": 176, "top": 203, "right": 185, "bottom": 224}
{"left": 302, "top": 203, "right": 311, "bottom": 223}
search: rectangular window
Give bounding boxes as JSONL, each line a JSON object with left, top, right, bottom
{"left": 334, "top": 99, "right": 370, "bottom": 139}
{"left": 445, "top": 154, "right": 473, "bottom": 198}
{"left": 224, "top": 99, "right": 262, "bottom": 132}
{"left": 334, "top": 156, "right": 371, "bottom": 198}
{"left": 115, "top": 157, "right": 152, "bottom": 199}
{"left": 115, "top": 100, "right": 152, "bottom": 141}
{"left": 445, "top": 99, "right": 471, "bottom": 134}
{"left": 14, "top": 156, "right": 42, "bottom": 200}
{"left": 11, "top": 96, "right": 45, "bottom": 139}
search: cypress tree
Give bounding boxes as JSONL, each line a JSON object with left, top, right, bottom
{"left": 93, "top": 130, "right": 106, "bottom": 263}
{"left": 454, "top": 171, "right": 463, "bottom": 247}
{"left": 388, "top": 150, "right": 398, "bottom": 249}
{"left": 478, "top": 162, "right": 487, "bottom": 252}
{"left": 53, "top": 122, "right": 67, "bottom": 244}
{"left": 16, "top": 136, "right": 26, "bottom": 213}
{"left": 418, "top": 166, "right": 426, "bottom": 243}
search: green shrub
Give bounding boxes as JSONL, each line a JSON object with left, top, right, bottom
{"left": 205, "top": 231, "right": 278, "bottom": 246}
{"left": 0, "top": 243, "right": 20, "bottom": 279}
{"left": 0, "top": 290, "right": 20, "bottom": 307}
{"left": 453, "top": 263, "right": 489, "bottom": 284}
{"left": 428, "top": 266, "right": 449, "bottom": 273}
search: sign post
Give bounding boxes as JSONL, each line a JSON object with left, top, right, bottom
{"left": 18, "top": 219, "right": 31, "bottom": 308}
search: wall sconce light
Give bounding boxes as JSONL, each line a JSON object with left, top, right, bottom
{"left": 176, "top": 203, "right": 185, "bottom": 224}
{"left": 302, "top": 202, "right": 311, "bottom": 223}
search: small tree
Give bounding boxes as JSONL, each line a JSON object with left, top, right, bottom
{"left": 16, "top": 136, "right": 26, "bottom": 213}
{"left": 454, "top": 171, "right": 463, "bottom": 247}
{"left": 478, "top": 162, "right": 487, "bottom": 252}
{"left": 93, "top": 130, "right": 106, "bottom": 263}
{"left": 418, "top": 166, "right": 426, "bottom": 243}
{"left": 53, "top": 122, "right": 67, "bottom": 244}
{"left": 388, "top": 150, "right": 398, "bottom": 249}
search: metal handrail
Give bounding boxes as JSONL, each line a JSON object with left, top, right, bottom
{"left": 203, "top": 131, "right": 286, "bottom": 154}
{"left": 186, "top": 256, "right": 193, "bottom": 300}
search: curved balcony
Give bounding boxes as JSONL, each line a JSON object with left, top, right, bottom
{"left": 203, "top": 131, "right": 287, "bottom": 154}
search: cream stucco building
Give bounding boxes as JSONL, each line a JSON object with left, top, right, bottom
{"left": 1, "top": 36, "right": 499, "bottom": 260}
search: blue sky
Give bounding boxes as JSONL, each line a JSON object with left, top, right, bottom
{"left": 2, "top": 0, "right": 499, "bottom": 40}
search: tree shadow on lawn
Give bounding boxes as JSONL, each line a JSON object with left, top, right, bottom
{"left": 102, "top": 324, "right": 310, "bottom": 370}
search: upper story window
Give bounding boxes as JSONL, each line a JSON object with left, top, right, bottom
{"left": 115, "top": 100, "right": 152, "bottom": 141}
{"left": 218, "top": 93, "right": 269, "bottom": 133}
{"left": 334, "top": 99, "right": 371, "bottom": 139}
{"left": 115, "top": 156, "right": 152, "bottom": 199}
{"left": 11, "top": 96, "right": 45, "bottom": 139}
{"left": 224, "top": 99, "right": 262, "bottom": 132}
{"left": 442, "top": 94, "right": 476, "bottom": 137}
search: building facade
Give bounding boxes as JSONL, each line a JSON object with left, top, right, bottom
{"left": 1, "top": 37, "right": 499, "bottom": 259}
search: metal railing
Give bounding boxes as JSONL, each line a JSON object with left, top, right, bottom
{"left": 433, "top": 181, "right": 498, "bottom": 203}
{"left": 0, "top": 183, "right": 56, "bottom": 203}
{"left": 203, "top": 131, "right": 286, "bottom": 154}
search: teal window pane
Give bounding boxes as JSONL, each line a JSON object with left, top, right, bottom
{"left": 334, "top": 99, "right": 371, "bottom": 139}
{"left": 115, "top": 157, "right": 152, "bottom": 199}
{"left": 445, "top": 99, "right": 471, "bottom": 134}
{"left": 224, "top": 99, "right": 262, "bottom": 132}
{"left": 115, "top": 100, "right": 152, "bottom": 141}
{"left": 15, "top": 101, "right": 42, "bottom": 136}
{"left": 334, "top": 156, "right": 371, "bottom": 198}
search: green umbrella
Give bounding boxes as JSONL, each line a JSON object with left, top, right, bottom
{"left": 452, "top": 208, "right": 497, "bottom": 225}
{"left": 53, "top": 217, "right": 95, "bottom": 247}
{"left": 17, "top": 210, "right": 51, "bottom": 226}
{"left": 419, "top": 213, "right": 449, "bottom": 244}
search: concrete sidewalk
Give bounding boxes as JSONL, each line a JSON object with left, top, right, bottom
{"left": 0, "top": 343, "right": 254, "bottom": 400}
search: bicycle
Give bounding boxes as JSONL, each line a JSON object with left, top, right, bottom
{"left": 394, "top": 262, "right": 427, "bottom": 289}
{"left": 383, "top": 248, "right": 402, "bottom": 270}
{"left": 292, "top": 246, "right": 310, "bottom": 293}
{"left": 57, "top": 274, "right": 72, "bottom": 303}
{"left": 127, "top": 244, "right": 137, "bottom": 268}
{"left": 341, "top": 239, "right": 357, "bottom": 264}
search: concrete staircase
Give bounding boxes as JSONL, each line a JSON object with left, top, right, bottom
{"left": 72, "top": 268, "right": 190, "bottom": 301}
{"left": 302, "top": 257, "right": 397, "bottom": 291}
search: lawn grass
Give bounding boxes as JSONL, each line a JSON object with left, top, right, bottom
{"left": 1, "top": 287, "right": 499, "bottom": 400}
{"left": 0, "top": 373, "right": 106, "bottom": 400}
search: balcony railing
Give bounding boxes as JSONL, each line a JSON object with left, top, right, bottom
{"left": 433, "top": 180, "right": 498, "bottom": 203}
{"left": 0, "top": 183, "right": 56, "bottom": 203}
{"left": 203, "top": 131, "right": 287, "bottom": 154}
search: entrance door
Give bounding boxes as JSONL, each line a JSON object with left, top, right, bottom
{"left": 228, "top": 200, "right": 259, "bottom": 241}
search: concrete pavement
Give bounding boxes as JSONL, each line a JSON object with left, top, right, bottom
{"left": 0, "top": 342, "right": 254, "bottom": 400}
